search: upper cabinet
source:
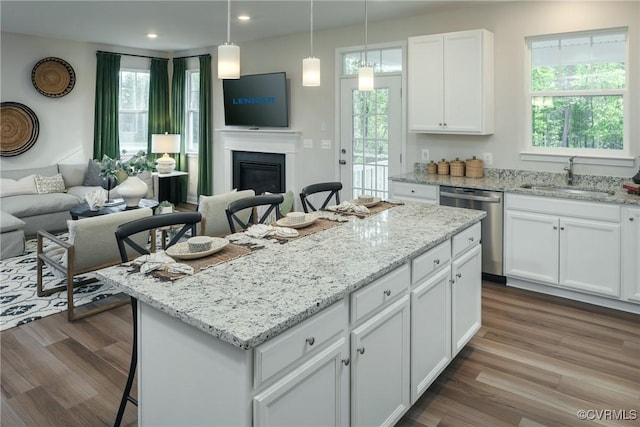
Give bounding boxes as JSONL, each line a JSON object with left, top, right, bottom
{"left": 408, "top": 29, "right": 494, "bottom": 134}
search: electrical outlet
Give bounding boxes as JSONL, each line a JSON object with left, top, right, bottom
{"left": 483, "top": 152, "right": 493, "bottom": 166}
{"left": 303, "top": 139, "right": 313, "bottom": 148}
{"left": 421, "top": 149, "right": 430, "bottom": 161}
{"left": 320, "top": 122, "right": 327, "bottom": 132}
{"left": 321, "top": 139, "right": 332, "bottom": 149}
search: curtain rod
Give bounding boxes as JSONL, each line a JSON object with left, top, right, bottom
{"left": 97, "top": 51, "right": 211, "bottom": 61}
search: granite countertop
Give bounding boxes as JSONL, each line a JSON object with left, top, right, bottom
{"left": 390, "top": 168, "right": 640, "bottom": 206}
{"left": 96, "top": 203, "right": 485, "bottom": 350}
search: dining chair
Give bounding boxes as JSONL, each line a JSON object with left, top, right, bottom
{"left": 36, "top": 208, "right": 153, "bottom": 322}
{"left": 112, "top": 211, "right": 202, "bottom": 427}
{"left": 299, "top": 182, "right": 343, "bottom": 213}
{"left": 226, "top": 193, "right": 284, "bottom": 233}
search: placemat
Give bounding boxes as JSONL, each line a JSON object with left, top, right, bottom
{"left": 273, "top": 217, "right": 344, "bottom": 241}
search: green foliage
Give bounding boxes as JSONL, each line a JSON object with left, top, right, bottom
{"left": 96, "top": 150, "right": 154, "bottom": 179}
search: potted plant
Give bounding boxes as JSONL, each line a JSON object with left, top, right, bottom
{"left": 97, "top": 151, "right": 155, "bottom": 207}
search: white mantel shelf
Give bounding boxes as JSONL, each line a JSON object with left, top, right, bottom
{"left": 220, "top": 128, "right": 301, "bottom": 194}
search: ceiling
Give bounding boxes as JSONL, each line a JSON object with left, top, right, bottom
{"left": 0, "top": 1, "right": 493, "bottom": 52}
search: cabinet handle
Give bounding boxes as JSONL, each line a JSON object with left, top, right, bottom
{"left": 357, "top": 347, "right": 365, "bottom": 355}
{"left": 468, "top": 237, "right": 474, "bottom": 242}
{"left": 630, "top": 217, "right": 635, "bottom": 221}
{"left": 456, "top": 273, "right": 462, "bottom": 278}
{"left": 411, "top": 190, "right": 415, "bottom": 193}
{"left": 560, "top": 227, "right": 565, "bottom": 230}
{"left": 443, "top": 123, "right": 447, "bottom": 127}
{"left": 383, "top": 289, "right": 391, "bottom": 296}
{"left": 434, "top": 258, "right": 440, "bottom": 266}
{"left": 438, "top": 123, "right": 443, "bottom": 126}
{"left": 553, "top": 226, "right": 558, "bottom": 230}
{"left": 342, "top": 358, "right": 350, "bottom": 366}
{"left": 450, "top": 279, "right": 455, "bottom": 285}
{"left": 305, "top": 337, "right": 315, "bottom": 346}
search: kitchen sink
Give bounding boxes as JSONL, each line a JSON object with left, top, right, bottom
{"left": 520, "top": 184, "right": 614, "bottom": 197}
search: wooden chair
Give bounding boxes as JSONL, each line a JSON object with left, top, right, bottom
{"left": 226, "top": 193, "right": 284, "bottom": 233}
{"left": 197, "top": 189, "right": 255, "bottom": 236}
{"left": 36, "top": 207, "right": 153, "bottom": 322}
{"left": 299, "top": 182, "right": 343, "bottom": 213}
{"left": 113, "top": 211, "right": 202, "bottom": 427}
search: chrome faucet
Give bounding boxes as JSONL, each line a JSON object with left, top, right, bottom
{"left": 564, "top": 156, "right": 577, "bottom": 185}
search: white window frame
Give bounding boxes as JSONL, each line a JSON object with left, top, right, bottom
{"left": 522, "top": 27, "right": 633, "bottom": 167}
{"left": 118, "top": 68, "right": 150, "bottom": 155}
{"left": 185, "top": 68, "right": 200, "bottom": 154}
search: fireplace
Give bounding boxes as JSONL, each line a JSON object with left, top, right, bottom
{"left": 232, "top": 151, "right": 285, "bottom": 195}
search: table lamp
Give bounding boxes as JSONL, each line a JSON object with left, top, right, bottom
{"left": 151, "top": 133, "right": 181, "bottom": 174}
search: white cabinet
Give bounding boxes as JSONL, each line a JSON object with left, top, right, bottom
{"left": 254, "top": 338, "right": 350, "bottom": 427}
{"left": 408, "top": 29, "right": 494, "bottom": 134}
{"left": 451, "top": 244, "right": 482, "bottom": 356}
{"left": 505, "top": 194, "right": 622, "bottom": 299}
{"left": 622, "top": 207, "right": 640, "bottom": 303}
{"left": 389, "top": 181, "right": 438, "bottom": 204}
{"left": 351, "top": 296, "right": 411, "bottom": 427}
{"left": 410, "top": 266, "right": 451, "bottom": 403}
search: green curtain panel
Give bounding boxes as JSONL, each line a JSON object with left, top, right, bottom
{"left": 197, "top": 54, "right": 213, "bottom": 196}
{"left": 171, "top": 57, "right": 188, "bottom": 203}
{"left": 93, "top": 52, "right": 121, "bottom": 159}
{"left": 147, "top": 58, "right": 170, "bottom": 159}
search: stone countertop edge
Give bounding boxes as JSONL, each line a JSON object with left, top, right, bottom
{"left": 96, "top": 204, "right": 485, "bottom": 350}
{"left": 390, "top": 169, "right": 640, "bottom": 206}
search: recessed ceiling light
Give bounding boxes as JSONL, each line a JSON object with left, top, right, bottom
{"left": 238, "top": 15, "right": 250, "bottom": 21}
{"left": 147, "top": 33, "right": 158, "bottom": 39}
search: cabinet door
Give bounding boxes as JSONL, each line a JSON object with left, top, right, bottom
{"left": 408, "top": 35, "right": 444, "bottom": 131}
{"left": 559, "top": 218, "right": 621, "bottom": 297}
{"left": 254, "top": 338, "right": 349, "bottom": 427}
{"left": 351, "top": 296, "right": 410, "bottom": 427}
{"left": 622, "top": 207, "right": 640, "bottom": 303}
{"left": 504, "top": 210, "right": 559, "bottom": 285}
{"left": 443, "top": 31, "right": 483, "bottom": 132}
{"left": 410, "top": 266, "right": 451, "bottom": 404}
{"left": 451, "top": 244, "right": 482, "bottom": 356}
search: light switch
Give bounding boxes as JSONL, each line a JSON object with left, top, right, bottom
{"left": 321, "top": 139, "right": 331, "bottom": 149}
{"left": 303, "top": 139, "right": 313, "bottom": 148}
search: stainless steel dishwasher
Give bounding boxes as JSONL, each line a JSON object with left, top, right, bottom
{"left": 439, "top": 186, "right": 504, "bottom": 281}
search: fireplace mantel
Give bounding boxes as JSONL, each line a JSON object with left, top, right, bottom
{"left": 220, "top": 129, "right": 301, "bottom": 194}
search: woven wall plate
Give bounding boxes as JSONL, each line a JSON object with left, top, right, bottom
{"left": 31, "top": 57, "right": 76, "bottom": 98}
{"left": 0, "top": 102, "right": 40, "bottom": 157}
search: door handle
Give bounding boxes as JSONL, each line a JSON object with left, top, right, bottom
{"left": 339, "top": 160, "right": 347, "bottom": 165}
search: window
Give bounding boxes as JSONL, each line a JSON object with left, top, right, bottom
{"left": 119, "top": 69, "right": 150, "bottom": 154}
{"left": 186, "top": 70, "right": 200, "bottom": 153}
{"left": 526, "top": 28, "right": 628, "bottom": 156}
{"left": 341, "top": 47, "right": 402, "bottom": 76}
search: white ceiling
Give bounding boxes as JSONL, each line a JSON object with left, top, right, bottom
{"left": 0, "top": 1, "right": 493, "bottom": 52}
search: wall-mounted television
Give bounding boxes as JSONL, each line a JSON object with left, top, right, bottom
{"left": 222, "top": 72, "right": 289, "bottom": 128}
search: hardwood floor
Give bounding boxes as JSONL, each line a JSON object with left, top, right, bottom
{"left": 1, "top": 282, "right": 638, "bottom": 426}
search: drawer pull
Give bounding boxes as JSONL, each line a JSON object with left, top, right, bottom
{"left": 456, "top": 273, "right": 462, "bottom": 278}
{"left": 411, "top": 190, "right": 415, "bottom": 193}
{"left": 553, "top": 226, "right": 558, "bottom": 230}
{"left": 630, "top": 217, "right": 635, "bottom": 221}
{"left": 305, "top": 337, "right": 315, "bottom": 346}
{"left": 468, "top": 237, "right": 474, "bottom": 242}
{"left": 434, "top": 258, "right": 440, "bottom": 266}
{"left": 560, "top": 227, "right": 565, "bottom": 231}
{"left": 342, "top": 358, "right": 350, "bottom": 366}
{"left": 383, "top": 289, "right": 391, "bottom": 297}
{"left": 357, "top": 347, "right": 365, "bottom": 355}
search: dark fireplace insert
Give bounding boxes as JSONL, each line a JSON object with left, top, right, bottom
{"left": 232, "top": 151, "right": 285, "bottom": 195}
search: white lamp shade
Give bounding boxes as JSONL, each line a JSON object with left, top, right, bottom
{"left": 358, "top": 66, "right": 374, "bottom": 91}
{"left": 218, "top": 43, "right": 240, "bottom": 79}
{"left": 302, "top": 57, "right": 321, "bottom": 87}
{"left": 151, "top": 134, "right": 180, "bottom": 154}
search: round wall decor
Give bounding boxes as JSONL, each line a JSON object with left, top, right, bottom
{"left": 31, "top": 57, "right": 76, "bottom": 98}
{"left": 0, "top": 102, "right": 40, "bottom": 157}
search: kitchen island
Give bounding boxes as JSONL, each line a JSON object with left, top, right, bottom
{"left": 97, "top": 203, "right": 486, "bottom": 426}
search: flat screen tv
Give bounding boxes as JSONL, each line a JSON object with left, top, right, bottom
{"left": 223, "top": 72, "right": 289, "bottom": 128}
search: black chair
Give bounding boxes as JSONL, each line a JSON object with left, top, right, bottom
{"left": 113, "top": 211, "right": 202, "bottom": 427}
{"left": 226, "top": 193, "right": 284, "bottom": 233}
{"left": 299, "top": 182, "right": 343, "bottom": 213}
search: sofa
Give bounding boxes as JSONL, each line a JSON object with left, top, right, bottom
{"left": 0, "top": 161, "right": 156, "bottom": 259}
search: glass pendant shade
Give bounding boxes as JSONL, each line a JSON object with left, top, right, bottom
{"left": 358, "top": 66, "right": 374, "bottom": 91}
{"left": 302, "top": 57, "right": 321, "bottom": 86}
{"left": 218, "top": 43, "right": 240, "bottom": 79}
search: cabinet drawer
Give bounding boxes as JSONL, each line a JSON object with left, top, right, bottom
{"left": 452, "top": 222, "right": 481, "bottom": 259}
{"left": 351, "top": 264, "right": 410, "bottom": 324}
{"left": 254, "top": 299, "right": 348, "bottom": 387}
{"left": 412, "top": 240, "right": 451, "bottom": 285}
{"left": 391, "top": 181, "right": 438, "bottom": 201}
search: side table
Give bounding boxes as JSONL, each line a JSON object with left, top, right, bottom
{"left": 153, "top": 171, "right": 189, "bottom": 205}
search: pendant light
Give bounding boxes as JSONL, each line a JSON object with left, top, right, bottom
{"left": 358, "top": 0, "right": 374, "bottom": 91}
{"left": 302, "top": 0, "right": 320, "bottom": 86}
{"left": 218, "top": 0, "right": 240, "bottom": 79}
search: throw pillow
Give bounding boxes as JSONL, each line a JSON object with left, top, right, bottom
{"left": 35, "top": 174, "right": 67, "bottom": 194}
{"left": 0, "top": 175, "right": 38, "bottom": 198}
{"left": 82, "top": 159, "right": 103, "bottom": 186}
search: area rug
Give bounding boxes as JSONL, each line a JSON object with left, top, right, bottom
{"left": 0, "top": 234, "right": 120, "bottom": 331}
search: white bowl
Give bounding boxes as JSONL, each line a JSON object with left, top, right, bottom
{"left": 358, "top": 194, "right": 374, "bottom": 203}
{"left": 187, "top": 236, "right": 214, "bottom": 253}
{"left": 286, "top": 212, "right": 307, "bottom": 225}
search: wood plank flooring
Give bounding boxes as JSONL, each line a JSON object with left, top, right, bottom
{"left": 2, "top": 282, "right": 638, "bottom": 426}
